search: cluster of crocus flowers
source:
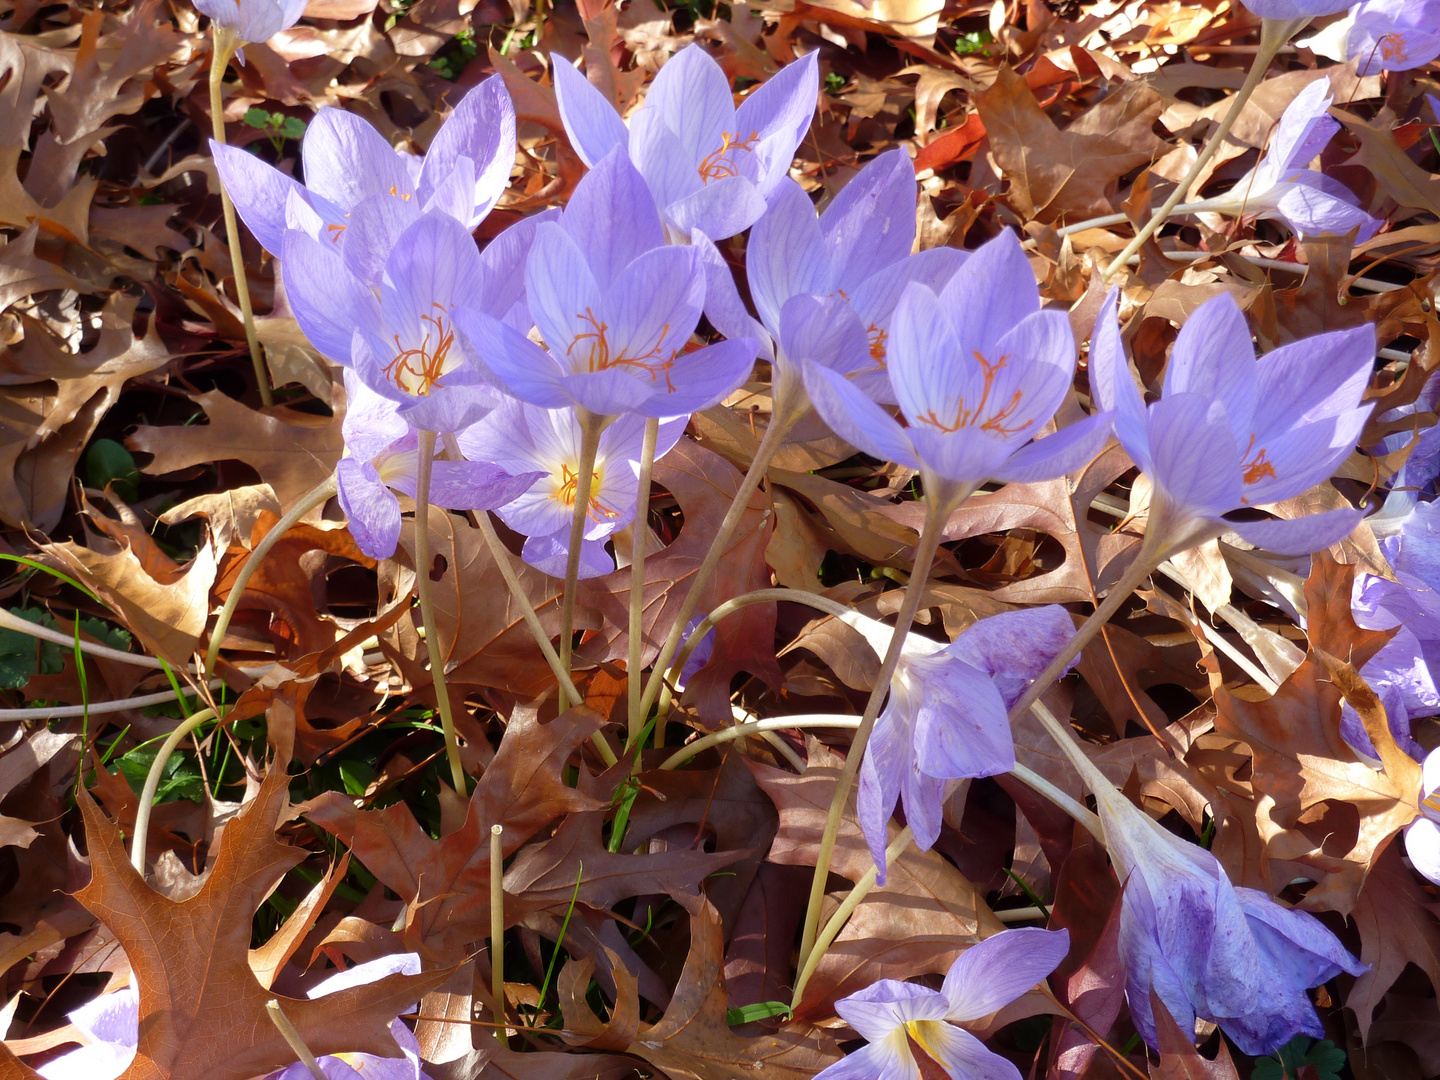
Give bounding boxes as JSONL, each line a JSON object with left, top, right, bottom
{"left": 813, "top": 928, "right": 1070, "bottom": 1080}
{"left": 1182, "top": 79, "right": 1380, "bottom": 242}
{"left": 194, "top": 0, "right": 304, "bottom": 55}
{"left": 1090, "top": 288, "right": 1375, "bottom": 558}
{"left": 1301, "top": 0, "right": 1440, "bottom": 74}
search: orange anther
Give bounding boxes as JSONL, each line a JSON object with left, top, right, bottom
{"left": 566, "top": 308, "right": 677, "bottom": 391}
{"left": 697, "top": 130, "right": 761, "bottom": 183}
{"left": 384, "top": 305, "right": 455, "bottom": 396}
{"left": 916, "top": 351, "right": 1032, "bottom": 437}
{"left": 552, "top": 462, "right": 621, "bottom": 522}
{"left": 1239, "top": 433, "right": 1277, "bottom": 487}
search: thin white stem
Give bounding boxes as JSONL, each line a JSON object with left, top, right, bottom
{"left": 413, "top": 430, "right": 465, "bottom": 794}
{"left": 626, "top": 418, "right": 660, "bottom": 748}
{"left": 1055, "top": 200, "right": 1223, "bottom": 237}
{"left": 1009, "top": 761, "right": 1103, "bottom": 838}
{"left": 558, "top": 414, "right": 604, "bottom": 680}
{"left": 995, "top": 906, "right": 1047, "bottom": 923}
{"left": 130, "top": 708, "right": 218, "bottom": 873}
{"left": 0, "top": 608, "right": 166, "bottom": 670}
{"left": 658, "top": 714, "right": 861, "bottom": 771}
{"left": 266, "top": 1000, "right": 326, "bottom": 1080}
{"left": 1153, "top": 562, "right": 1280, "bottom": 693}
{"left": 4, "top": 683, "right": 224, "bottom": 721}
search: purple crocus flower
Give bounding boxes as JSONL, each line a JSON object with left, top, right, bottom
{"left": 1186, "top": 80, "right": 1379, "bottom": 242}
{"left": 553, "top": 44, "right": 818, "bottom": 241}
{"left": 1092, "top": 781, "right": 1366, "bottom": 1054}
{"left": 1240, "top": 0, "right": 1354, "bottom": 18}
{"left": 1348, "top": 0, "right": 1440, "bottom": 73}
{"left": 1089, "top": 288, "right": 1375, "bottom": 557}
{"left": 456, "top": 399, "right": 686, "bottom": 578}
{"left": 814, "top": 928, "right": 1070, "bottom": 1080}
{"left": 453, "top": 149, "right": 757, "bottom": 421}
{"left": 1405, "top": 748, "right": 1440, "bottom": 886}
{"left": 36, "top": 985, "right": 137, "bottom": 1079}
{"left": 284, "top": 211, "right": 535, "bottom": 433}
{"left": 194, "top": 0, "right": 304, "bottom": 48}
{"left": 212, "top": 78, "right": 514, "bottom": 278}
{"left": 336, "top": 372, "right": 541, "bottom": 560}
{"left": 801, "top": 230, "right": 1115, "bottom": 509}
{"left": 698, "top": 149, "right": 968, "bottom": 404}
{"left": 841, "top": 605, "right": 1077, "bottom": 881}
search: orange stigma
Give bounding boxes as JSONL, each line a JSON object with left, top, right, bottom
{"left": 697, "top": 130, "right": 761, "bottom": 183}
{"left": 566, "top": 308, "right": 676, "bottom": 391}
{"left": 384, "top": 305, "right": 455, "bottom": 395}
{"left": 916, "top": 351, "right": 1031, "bottom": 436}
{"left": 552, "top": 462, "right": 620, "bottom": 522}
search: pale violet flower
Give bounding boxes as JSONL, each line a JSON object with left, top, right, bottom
{"left": 36, "top": 987, "right": 137, "bottom": 1079}
{"left": 814, "top": 928, "right": 1070, "bottom": 1080}
{"left": 1406, "top": 747, "right": 1440, "bottom": 886}
{"left": 553, "top": 44, "right": 818, "bottom": 241}
{"left": 1089, "top": 288, "right": 1375, "bottom": 557}
{"left": 1185, "top": 79, "right": 1379, "bottom": 242}
{"left": 1241, "top": 0, "right": 1354, "bottom": 19}
{"left": 195, "top": 0, "right": 304, "bottom": 49}
{"left": 1301, "top": 0, "right": 1440, "bottom": 73}
{"left": 802, "top": 229, "right": 1114, "bottom": 509}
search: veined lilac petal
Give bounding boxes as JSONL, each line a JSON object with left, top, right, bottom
{"left": 923, "top": 1021, "right": 1023, "bottom": 1080}
{"left": 452, "top": 309, "right": 570, "bottom": 408}
{"left": 631, "top": 338, "right": 758, "bottom": 417}
{"left": 419, "top": 74, "right": 515, "bottom": 222}
{"left": 836, "top": 980, "right": 950, "bottom": 1040}
{"left": 1351, "top": 18, "right": 1440, "bottom": 73}
{"left": 418, "top": 153, "right": 477, "bottom": 227}
{"left": 1234, "top": 889, "right": 1367, "bottom": 985}
{"left": 560, "top": 148, "right": 666, "bottom": 285}
{"left": 558, "top": 367, "right": 663, "bottom": 418}
{"left": 947, "top": 604, "right": 1077, "bottom": 706}
{"left": 602, "top": 245, "right": 704, "bottom": 366}
{"left": 36, "top": 1041, "right": 135, "bottom": 1080}
{"left": 664, "top": 175, "right": 769, "bottom": 241}
{"left": 523, "top": 531, "right": 614, "bottom": 579}
{"left": 733, "top": 50, "right": 818, "bottom": 193}
{"left": 351, "top": 330, "right": 412, "bottom": 406}
{"left": 525, "top": 221, "right": 602, "bottom": 365}
{"left": 68, "top": 987, "right": 137, "bottom": 1045}
{"left": 987, "top": 310, "right": 1079, "bottom": 439}
{"left": 692, "top": 229, "right": 773, "bottom": 360}
{"left": 309, "top": 953, "right": 422, "bottom": 997}
{"left": 302, "top": 107, "right": 413, "bottom": 210}
{"left": 337, "top": 458, "right": 403, "bottom": 559}
{"left": 1272, "top": 174, "right": 1381, "bottom": 242}
{"left": 903, "top": 762, "right": 949, "bottom": 855}
{"left": 342, "top": 191, "right": 422, "bottom": 287}
{"left": 1267, "top": 79, "right": 1338, "bottom": 177}
{"left": 629, "top": 108, "right": 702, "bottom": 213}
{"left": 398, "top": 385, "right": 502, "bottom": 434}
{"left": 910, "top": 654, "right": 1014, "bottom": 780}
{"left": 342, "top": 369, "right": 408, "bottom": 463}
{"left": 1163, "top": 293, "right": 1258, "bottom": 435}
{"left": 802, "top": 359, "right": 919, "bottom": 469}
{"left": 382, "top": 213, "right": 486, "bottom": 330}
{"left": 1239, "top": 406, "right": 1371, "bottom": 506}
{"left": 907, "top": 427, "right": 1014, "bottom": 486}
{"left": 1405, "top": 818, "right": 1440, "bottom": 886}
{"left": 1254, "top": 323, "right": 1375, "bottom": 432}
{"left": 211, "top": 142, "right": 304, "bottom": 256}
{"left": 1242, "top": 0, "right": 1352, "bottom": 17}
{"left": 552, "top": 55, "right": 629, "bottom": 169}
{"left": 747, "top": 179, "right": 830, "bottom": 335}
{"left": 989, "top": 411, "right": 1114, "bottom": 485}
{"left": 1146, "top": 392, "right": 1244, "bottom": 519}
{"left": 858, "top": 703, "right": 910, "bottom": 882}
{"left": 1088, "top": 289, "right": 1151, "bottom": 471}
{"left": 820, "top": 149, "right": 917, "bottom": 293}
{"left": 427, "top": 461, "right": 543, "bottom": 512}
{"left": 811, "top": 1033, "right": 919, "bottom": 1080}
{"left": 1216, "top": 987, "right": 1325, "bottom": 1057}
{"left": 644, "top": 43, "right": 734, "bottom": 167}
{"left": 846, "top": 247, "right": 970, "bottom": 346}
{"left": 941, "top": 927, "right": 1070, "bottom": 1021}
{"left": 1224, "top": 507, "right": 1363, "bottom": 555}
{"left": 888, "top": 283, "right": 964, "bottom": 428}
{"left": 779, "top": 294, "right": 871, "bottom": 376}
{"left": 478, "top": 207, "right": 558, "bottom": 317}
{"left": 281, "top": 231, "right": 380, "bottom": 363}
{"left": 1117, "top": 872, "right": 1201, "bottom": 1049}
{"left": 939, "top": 229, "right": 1038, "bottom": 359}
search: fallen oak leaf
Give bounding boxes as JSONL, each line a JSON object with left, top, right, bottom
{"left": 73, "top": 767, "right": 448, "bottom": 1080}
{"left": 1347, "top": 842, "right": 1440, "bottom": 1041}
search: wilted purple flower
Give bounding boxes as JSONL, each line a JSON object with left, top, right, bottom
{"left": 1186, "top": 80, "right": 1379, "bottom": 242}
{"left": 841, "top": 605, "right": 1077, "bottom": 881}
{"left": 1405, "top": 748, "right": 1440, "bottom": 886}
{"left": 284, "top": 212, "right": 529, "bottom": 433}
{"left": 1349, "top": 0, "right": 1440, "bottom": 72}
{"left": 336, "top": 372, "right": 540, "bottom": 560}
{"left": 36, "top": 985, "right": 137, "bottom": 1079}
{"left": 456, "top": 399, "right": 686, "bottom": 578}
{"left": 1090, "top": 288, "right": 1375, "bottom": 556}
{"left": 454, "top": 150, "right": 757, "bottom": 421}
{"left": 259, "top": 954, "right": 433, "bottom": 1080}
{"left": 213, "top": 78, "right": 514, "bottom": 276}
{"left": 802, "top": 230, "right": 1114, "bottom": 508}
{"left": 814, "top": 928, "right": 1070, "bottom": 1080}
{"left": 1092, "top": 781, "right": 1366, "bottom": 1054}
{"left": 698, "top": 150, "right": 968, "bottom": 404}
{"left": 553, "top": 44, "right": 818, "bottom": 241}
{"left": 195, "top": 0, "right": 304, "bottom": 48}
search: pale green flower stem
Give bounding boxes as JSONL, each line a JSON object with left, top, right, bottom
{"left": 626, "top": 418, "right": 661, "bottom": 749}
{"left": 1102, "top": 16, "right": 1311, "bottom": 283}
{"left": 558, "top": 412, "right": 605, "bottom": 684}
{"left": 209, "top": 25, "right": 274, "bottom": 409}
{"left": 130, "top": 707, "right": 218, "bottom": 873}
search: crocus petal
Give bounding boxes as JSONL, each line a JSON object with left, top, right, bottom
{"left": 1162, "top": 293, "right": 1259, "bottom": 437}
{"left": 858, "top": 704, "right": 910, "bottom": 882}
{"left": 211, "top": 141, "right": 305, "bottom": 255}
{"left": 1088, "top": 289, "right": 1151, "bottom": 472}
{"left": 643, "top": 43, "right": 734, "bottom": 167}
{"left": 337, "top": 458, "right": 403, "bottom": 559}
{"left": 1242, "top": 0, "right": 1352, "bottom": 17}
{"left": 280, "top": 230, "right": 382, "bottom": 363}
{"left": 630, "top": 338, "right": 758, "bottom": 417}
{"left": 1233, "top": 889, "right": 1367, "bottom": 987}
{"left": 902, "top": 758, "right": 950, "bottom": 855}
{"left": 835, "top": 980, "right": 951, "bottom": 1041}
{"left": 939, "top": 229, "right": 1037, "bottom": 359}
{"left": 342, "top": 369, "right": 409, "bottom": 462}
{"left": 663, "top": 174, "right": 769, "bottom": 240}
{"left": 557, "top": 367, "right": 660, "bottom": 418}
{"left": 629, "top": 107, "right": 703, "bottom": 213}
{"left": 1223, "top": 507, "right": 1362, "bottom": 555}
{"left": 691, "top": 229, "right": 773, "bottom": 359}
{"left": 1405, "top": 818, "right": 1440, "bottom": 886}
{"left": 1266, "top": 79, "right": 1338, "bottom": 176}
{"left": 819, "top": 149, "right": 917, "bottom": 293}
{"left": 910, "top": 654, "right": 1014, "bottom": 780}
{"left": 399, "top": 384, "right": 501, "bottom": 435}
{"left": 552, "top": 55, "right": 630, "bottom": 168}
{"left": 802, "top": 359, "right": 919, "bottom": 469}
{"left": 779, "top": 293, "right": 871, "bottom": 376}
{"left": 947, "top": 604, "right": 1078, "bottom": 707}
{"left": 921, "top": 1021, "right": 1023, "bottom": 1080}
{"left": 36, "top": 1041, "right": 136, "bottom": 1080}
{"left": 941, "top": 927, "right": 1070, "bottom": 1021}
{"left": 1238, "top": 407, "right": 1370, "bottom": 507}
{"left": 381, "top": 213, "right": 486, "bottom": 330}
{"left": 1146, "top": 392, "right": 1244, "bottom": 519}
{"left": 342, "top": 191, "right": 422, "bottom": 287}
{"left": 477, "top": 208, "right": 559, "bottom": 323}
{"left": 602, "top": 245, "right": 704, "bottom": 367}
{"left": 985, "top": 310, "right": 1079, "bottom": 439}
{"left": 747, "top": 179, "right": 830, "bottom": 336}
{"left": 812, "top": 1033, "right": 920, "bottom": 1080}
{"left": 1254, "top": 324, "right": 1375, "bottom": 432}
{"left": 524, "top": 221, "right": 603, "bottom": 365}
{"left": 418, "top": 74, "right": 515, "bottom": 222}
{"left": 887, "top": 282, "right": 963, "bottom": 428}
{"left": 523, "top": 531, "right": 614, "bottom": 579}
{"left": 452, "top": 309, "right": 570, "bottom": 409}
{"left": 308, "top": 953, "right": 423, "bottom": 997}
{"left": 562, "top": 148, "right": 667, "bottom": 284}
{"left": 989, "top": 411, "right": 1114, "bottom": 484}
{"left": 1272, "top": 173, "right": 1381, "bottom": 241}
{"left": 302, "top": 107, "right": 414, "bottom": 210}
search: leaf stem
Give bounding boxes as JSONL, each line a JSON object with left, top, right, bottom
{"left": 209, "top": 26, "right": 273, "bottom": 408}
{"left": 796, "top": 494, "right": 950, "bottom": 971}
{"left": 130, "top": 708, "right": 218, "bottom": 873}
{"left": 204, "top": 476, "right": 337, "bottom": 681}
{"left": 626, "top": 417, "right": 660, "bottom": 748}
{"left": 1101, "top": 16, "right": 1308, "bottom": 283}
{"left": 414, "top": 430, "right": 466, "bottom": 794}
{"left": 558, "top": 412, "right": 604, "bottom": 683}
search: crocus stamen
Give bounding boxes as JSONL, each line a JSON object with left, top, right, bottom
{"left": 917, "top": 352, "right": 1031, "bottom": 436}
{"left": 1379, "top": 31, "right": 1407, "bottom": 60}
{"left": 697, "top": 130, "right": 761, "bottom": 183}
{"left": 552, "top": 462, "right": 621, "bottom": 522}
{"left": 1240, "top": 433, "right": 1278, "bottom": 486}
{"left": 385, "top": 306, "right": 455, "bottom": 396}
{"left": 567, "top": 308, "right": 677, "bottom": 390}
{"left": 325, "top": 222, "right": 346, "bottom": 243}
{"left": 388, "top": 185, "right": 413, "bottom": 202}
{"left": 867, "top": 324, "right": 888, "bottom": 366}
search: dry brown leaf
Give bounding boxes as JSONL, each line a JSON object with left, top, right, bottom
{"left": 1347, "top": 843, "right": 1440, "bottom": 1042}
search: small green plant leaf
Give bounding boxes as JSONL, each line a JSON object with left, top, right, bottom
{"left": 725, "top": 1001, "right": 792, "bottom": 1026}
